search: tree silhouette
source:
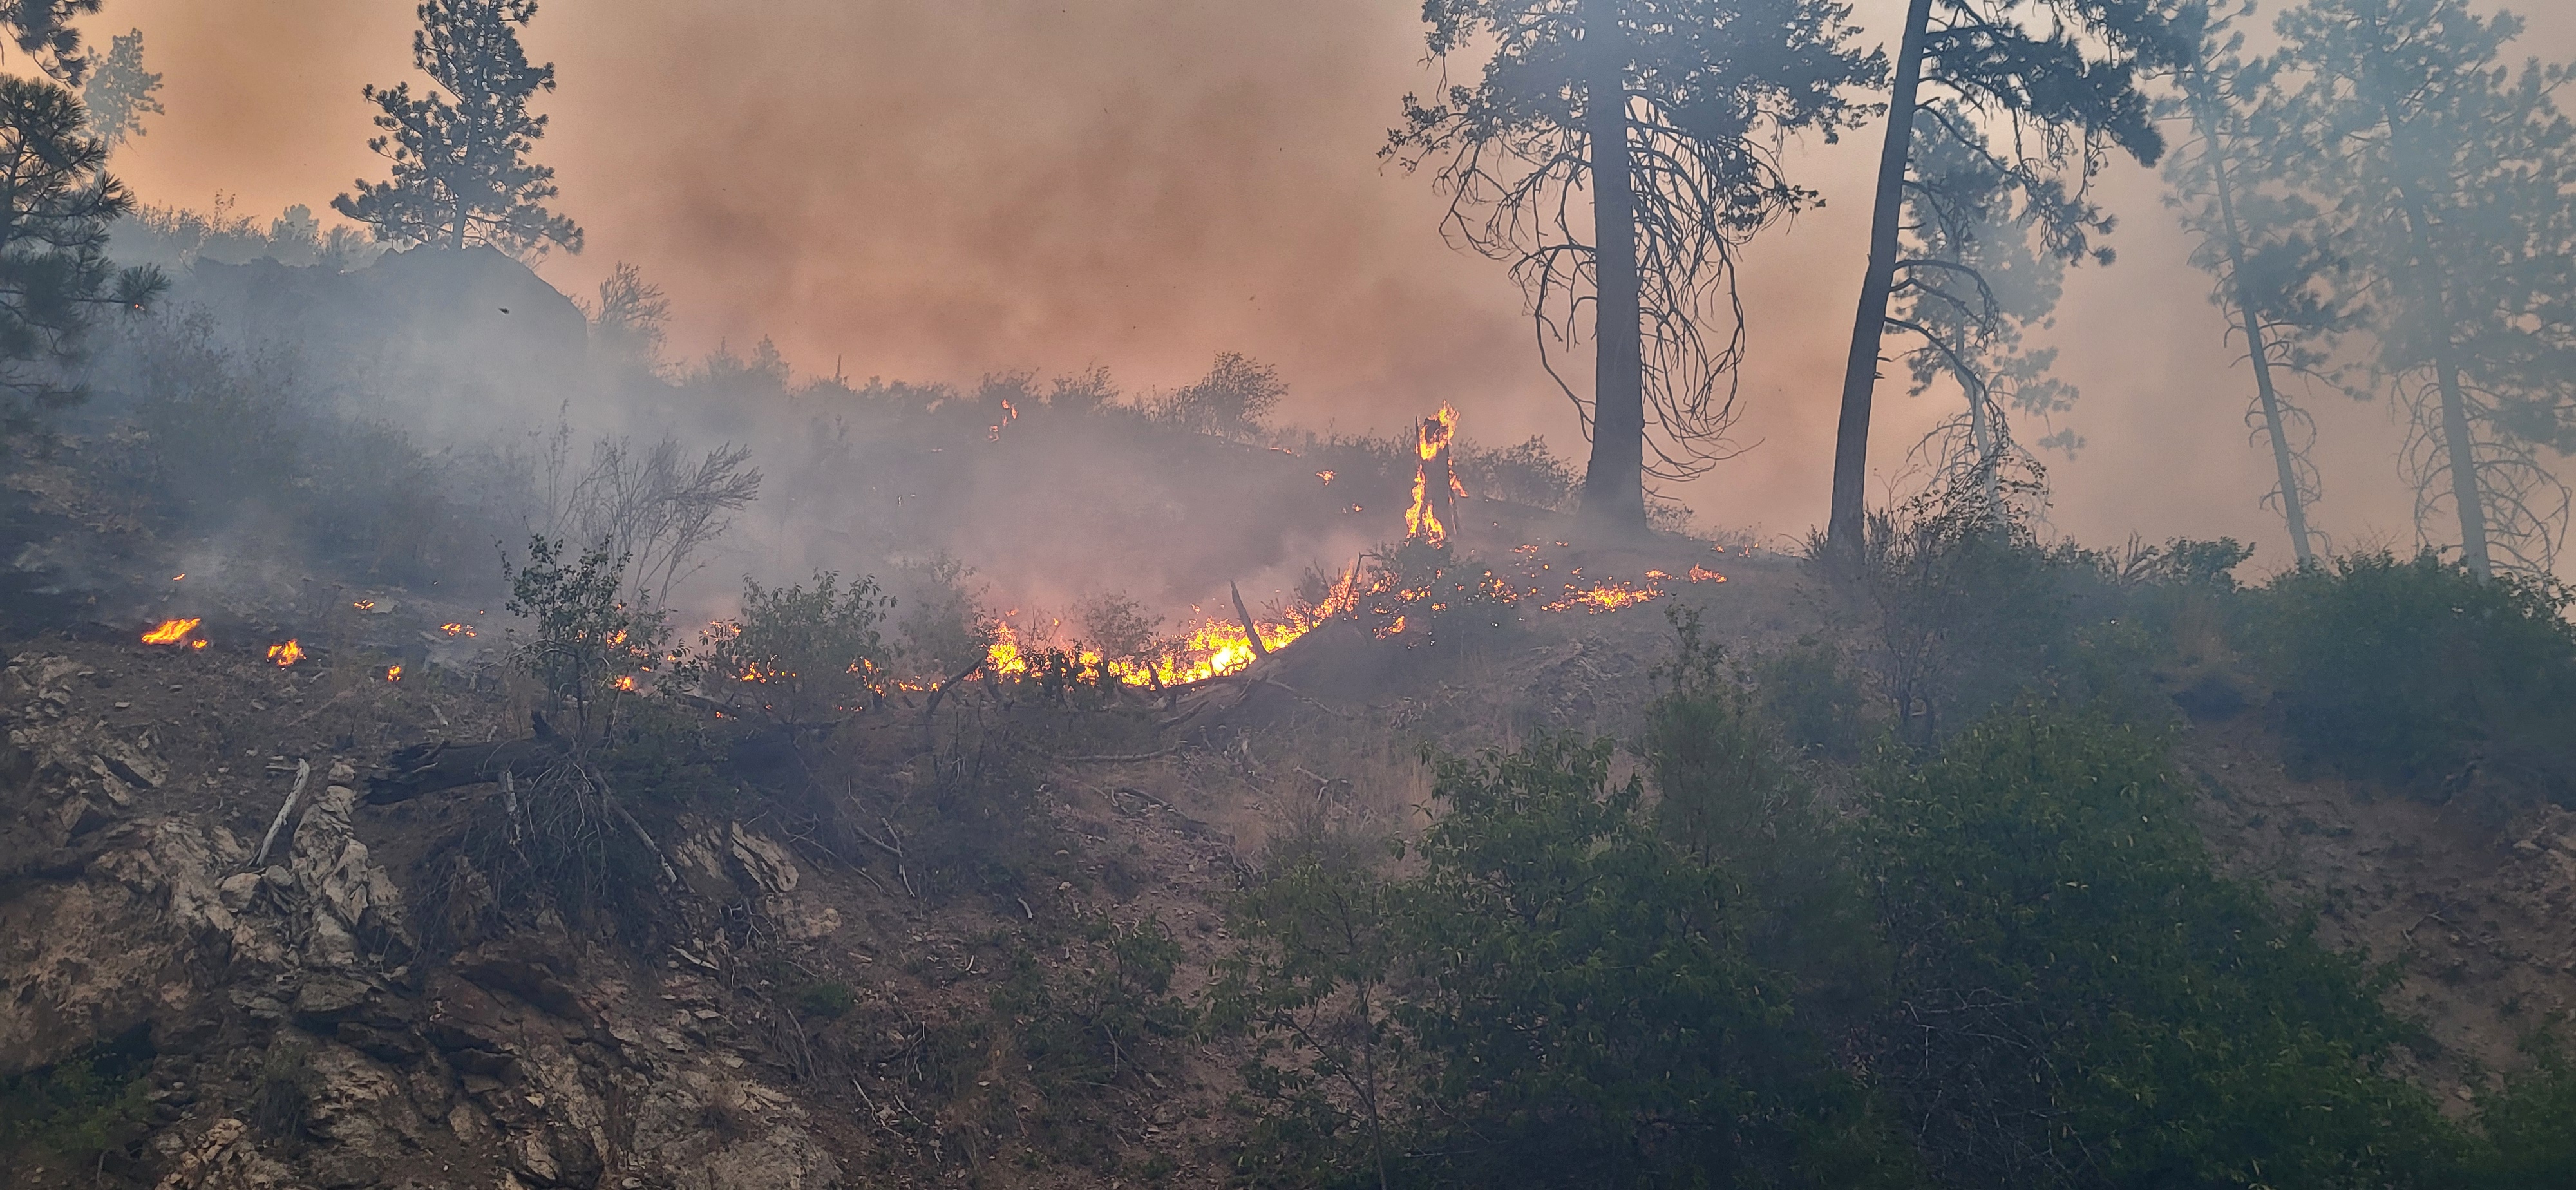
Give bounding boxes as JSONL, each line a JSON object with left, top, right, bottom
{"left": 1, "top": 1, "right": 100, "bottom": 83}
{"left": 2266, "top": 0, "right": 2576, "bottom": 577}
{"left": 1824, "top": 0, "right": 2187, "bottom": 560}
{"left": 1389, "top": 0, "right": 1880, "bottom": 534}
{"left": 1888, "top": 100, "right": 2088, "bottom": 515}
{"left": 2161, "top": 2, "right": 2356, "bottom": 567}
{"left": 0, "top": 76, "right": 163, "bottom": 436}
{"left": 333, "top": 0, "right": 582, "bottom": 258}
{"left": 78, "top": 28, "right": 158, "bottom": 155}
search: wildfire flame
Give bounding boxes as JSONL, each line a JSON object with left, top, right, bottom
{"left": 1404, "top": 403, "right": 1467, "bottom": 547}
{"left": 352, "top": 600, "right": 375, "bottom": 610}
{"left": 439, "top": 623, "right": 476, "bottom": 637}
{"left": 615, "top": 675, "right": 638, "bottom": 691}
{"left": 1542, "top": 581, "right": 1663, "bottom": 614}
{"left": 142, "top": 618, "right": 201, "bottom": 646}
{"left": 384, "top": 665, "right": 402, "bottom": 682}
{"left": 267, "top": 640, "right": 304, "bottom": 666}
{"left": 1688, "top": 564, "right": 1728, "bottom": 583}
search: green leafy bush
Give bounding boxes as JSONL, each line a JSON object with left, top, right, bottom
{"left": 504, "top": 534, "right": 674, "bottom": 737}
{"left": 1222, "top": 734, "right": 1911, "bottom": 1189}
{"left": 701, "top": 570, "right": 892, "bottom": 723}
{"left": 1869, "top": 710, "right": 2458, "bottom": 1189}
{"left": 994, "top": 918, "right": 1195, "bottom": 1171}
{"left": 1644, "top": 610, "right": 1882, "bottom": 1021}
{"left": 792, "top": 981, "right": 857, "bottom": 1021}
{"left": 2473, "top": 1037, "right": 2576, "bottom": 1188}
{"left": 2244, "top": 551, "right": 2576, "bottom": 806}
{"left": 1755, "top": 633, "right": 1870, "bottom": 759}
{"left": 0, "top": 1032, "right": 152, "bottom": 1164}
{"left": 1848, "top": 487, "right": 2088, "bottom": 744}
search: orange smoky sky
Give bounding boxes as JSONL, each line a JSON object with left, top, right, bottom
{"left": 99, "top": 0, "right": 2576, "bottom": 573}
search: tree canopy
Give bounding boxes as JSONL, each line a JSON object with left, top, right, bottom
{"left": 2262, "top": 0, "right": 2576, "bottom": 576}
{"left": 1390, "top": 0, "right": 1880, "bottom": 533}
{"left": 1825, "top": 0, "right": 2191, "bottom": 559}
{"left": 333, "top": 0, "right": 582, "bottom": 258}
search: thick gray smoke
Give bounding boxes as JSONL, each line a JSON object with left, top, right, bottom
{"left": 95, "top": 0, "right": 2576, "bottom": 577}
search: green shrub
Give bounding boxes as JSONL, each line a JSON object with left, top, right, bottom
{"left": 994, "top": 918, "right": 1195, "bottom": 1170}
{"left": 1222, "top": 734, "right": 1911, "bottom": 1189}
{"left": 792, "top": 981, "right": 857, "bottom": 1021}
{"left": 2473, "top": 1037, "right": 2576, "bottom": 1188}
{"left": 1870, "top": 709, "right": 2459, "bottom": 1189}
{"left": 504, "top": 534, "right": 674, "bottom": 737}
{"left": 1645, "top": 610, "right": 1881, "bottom": 1022}
{"left": 0, "top": 1032, "right": 152, "bottom": 1164}
{"left": 1850, "top": 487, "right": 2086, "bottom": 744}
{"left": 1755, "top": 634, "right": 1870, "bottom": 759}
{"left": 702, "top": 570, "right": 892, "bottom": 724}
{"left": 2244, "top": 551, "right": 2576, "bottom": 806}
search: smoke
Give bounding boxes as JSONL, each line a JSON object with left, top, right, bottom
{"left": 93, "top": 0, "right": 2576, "bottom": 577}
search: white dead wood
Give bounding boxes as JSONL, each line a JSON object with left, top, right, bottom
{"left": 252, "top": 759, "right": 310, "bottom": 869}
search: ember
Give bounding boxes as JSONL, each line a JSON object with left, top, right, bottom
{"left": 1688, "top": 564, "right": 1728, "bottom": 583}
{"left": 1542, "top": 581, "right": 1665, "bottom": 614}
{"left": 439, "top": 623, "right": 477, "bottom": 637}
{"left": 267, "top": 640, "right": 304, "bottom": 666}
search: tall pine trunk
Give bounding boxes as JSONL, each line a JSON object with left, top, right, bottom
{"left": 2382, "top": 100, "right": 2492, "bottom": 578}
{"left": 1825, "top": 0, "right": 1933, "bottom": 559}
{"left": 2192, "top": 84, "right": 2316, "bottom": 565}
{"left": 1578, "top": 0, "right": 1647, "bottom": 534}
{"left": 2431, "top": 354, "right": 2491, "bottom": 577}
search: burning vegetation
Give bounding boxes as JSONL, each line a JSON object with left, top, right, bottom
{"left": 10, "top": 0, "right": 2576, "bottom": 1187}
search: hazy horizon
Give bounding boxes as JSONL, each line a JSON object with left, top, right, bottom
{"left": 97, "top": 0, "right": 2576, "bottom": 576}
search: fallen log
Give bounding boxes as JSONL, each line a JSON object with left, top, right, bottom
{"left": 367, "top": 735, "right": 569, "bottom": 804}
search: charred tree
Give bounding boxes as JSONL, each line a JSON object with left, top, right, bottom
{"left": 1390, "top": 0, "right": 1880, "bottom": 536}
{"left": 2266, "top": 0, "right": 2576, "bottom": 578}
{"left": 334, "top": 0, "right": 582, "bottom": 258}
{"left": 1824, "top": 0, "right": 2185, "bottom": 560}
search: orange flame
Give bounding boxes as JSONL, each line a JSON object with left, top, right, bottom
{"left": 615, "top": 675, "right": 638, "bottom": 691}
{"left": 142, "top": 618, "right": 200, "bottom": 645}
{"left": 352, "top": 600, "right": 375, "bottom": 610}
{"left": 1687, "top": 564, "right": 1728, "bottom": 584}
{"left": 1406, "top": 404, "right": 1465, "bottom": 547}
{"left": 439, "top": 623, "right": 476, "bottom": 638}
{"left": 1541, "top": 581, "right": 1665, "bottom": 614}
{"left": 267, "top": 640, "right": 304, "bottom": 666}
{"left": 384, "top": 665, "right": 402, "bottom": 682}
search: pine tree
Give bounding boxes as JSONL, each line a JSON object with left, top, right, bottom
{"left": 0, "top": 75, "right": 163, "bottom": 435}
{"left": 1824, "top": 0, "right": 2190, "bottom": 560}
{"left": 332, "top": 0, "right": 582, "bottom": 258}
{"left": 3, "top": 1, "right": 100, "bottom": 83}
{"left": 79, "top": 28, "right": 159, "bottom": 155}
{"left": 2161, "top": 2, "right": 2355, "bottom": 567}
{"left": 2266, "top": 0, "right": 2576, "bottom": 577}
{"left": 1389, "top": 0, "right": 1880, "bottom": 535}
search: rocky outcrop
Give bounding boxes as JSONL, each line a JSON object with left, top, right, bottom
{"left": 2, "top": 647, "right": 853, "bottom": 1189}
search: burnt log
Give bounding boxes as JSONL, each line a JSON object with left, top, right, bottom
{"left": 366, "top": 737, "right": 570, "bottom": 804}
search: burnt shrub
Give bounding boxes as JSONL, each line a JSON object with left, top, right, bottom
{"left": 2242, "top": 550, "right": 2576, "bottom": 806}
